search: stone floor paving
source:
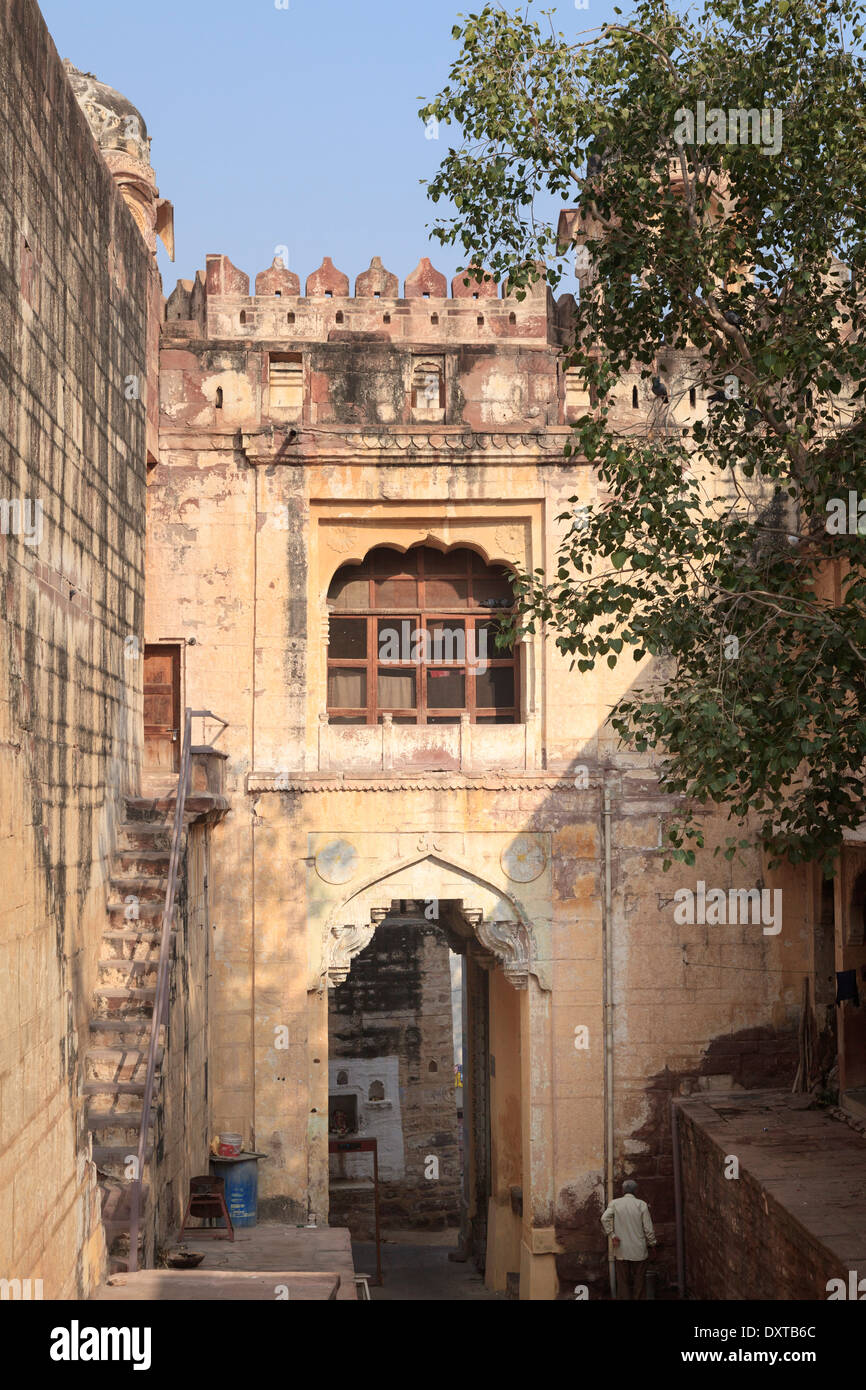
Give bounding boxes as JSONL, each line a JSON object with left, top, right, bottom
{"left": 353, "top": 1232, "right": 506, "bottom": 1300}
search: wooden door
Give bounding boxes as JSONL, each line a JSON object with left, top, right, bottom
{"left": 143, "top": 644, "right": 181, "bottom": 771}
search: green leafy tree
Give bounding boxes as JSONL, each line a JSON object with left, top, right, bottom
{"left": 421, "top": 0, "right": 866, "bottom": 870}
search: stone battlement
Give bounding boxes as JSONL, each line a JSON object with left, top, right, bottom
{"left": 165, "top": 253, "right": 576, "bottom": 347}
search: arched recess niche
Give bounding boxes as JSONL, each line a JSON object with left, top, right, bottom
{"left": 305, "top": 502, "right": 544, "bottom": 768}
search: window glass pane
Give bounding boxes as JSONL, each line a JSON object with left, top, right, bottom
{"left": 328, "top": 566, "right": 368, "bottom": 610}
{"left": 329, "top": 715, "right": 368, "bottom": 725}
{"left": 378, "top": 715, "right": 417, "bottom": 724}
{"left": 377, "top": 669, "right": 416, "bottom": 709}
{"left": 377, "top": 617, "right": 421, "bottom": 663}
{"left": 427, "top": 620, "right": 465, "bottom": 662}
{"left": 428, "top": 716, "right": 461, "bottom": 725}
{"left": 425, "top": 578, "right": 469, "bottom": 608}
{"left": 473, "top": 569, "right": 514, "bottom": 608}
{"left": 328, "top": 668, "right": 367, "bottom": 707}
{"left": 474, "top": 619, "right": 513, "bottom": 662}
{"left": 475, "top": 713, "right": 516, "bottom": 724}
{"left": 329, "top": 617, "right": 367, "bottom": 660}
{"left": 375, "top": 577, "right": 418, "bottom": 608}
{"left": 427, "top": 669, "right": 465, "bottom": 708}
{"left": 476, "top": 666, "right": 514, "bottom": 708}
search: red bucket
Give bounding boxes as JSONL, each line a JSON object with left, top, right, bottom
{"left": 217, "top": 1133, "right": 242, "bottom": 1157}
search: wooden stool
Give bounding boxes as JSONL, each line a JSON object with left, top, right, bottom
{"left": 178, "top": 1175, "right": 234, "bottom": 1241}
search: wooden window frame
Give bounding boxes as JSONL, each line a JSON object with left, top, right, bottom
{"left": 326, "top": 548, "right": 519, "bottom": 725}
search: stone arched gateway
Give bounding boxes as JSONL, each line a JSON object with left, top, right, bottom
{"left": 305, "top": 845, "right": 559, "bottom": 1300}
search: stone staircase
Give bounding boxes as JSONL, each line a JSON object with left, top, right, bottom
{"left": 87, "top": 792, "right": 180, "bottom": 1269}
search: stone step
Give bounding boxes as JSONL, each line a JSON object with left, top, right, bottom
{"left": 89, "top": 1019, "right": 163, "bottom": 1051}
{"left": 98, "top": 958, "right": 158, "bottom": 974}
{"left": 92, "top": 986, "right": 156, "bottom": 1020}
{"left": 92, "top": 1145, "right": 153, "bottom": 1179}
{"left": 106, "top": 901, "right": 167, "bottom": 928}
{"left": 86, "top": 1046, "right": 163, "bottom": 1082}
{"left": 101, "top": 931, "right": 175, "bottom": 962}
{"left": 98, "top": 964, "right": 160, "bottom": 990}
{"left": 87, "top": 1112, "right": 150, "bottom": 1147}
{"left": 85, "top": 1080, "right": 146, "bottom": 1096}
{"left": 109, "top": 876, "right": 169, "bottom": 903}
{"left": 118, "top": 821, "right": 172, "bottom": 851}
{"left": 85, "top": 1085, "right": 147, "bottom": 1115}
{"left": 114, "top": 849, "right": 172, "bottom": 877}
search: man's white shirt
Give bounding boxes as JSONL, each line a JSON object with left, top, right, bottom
{"left": 600, "top": 1193, "right": 657, "bottom": 1260}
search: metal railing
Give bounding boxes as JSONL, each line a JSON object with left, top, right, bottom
{"left": 127, "top": 707, "right": 226, "bottom": 1271}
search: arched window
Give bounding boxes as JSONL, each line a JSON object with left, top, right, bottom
{"left": 411, "top": 358, "right": 445, "bottom": 412}
{"left": 326, "top": 545, "right": 518, "bottom": 725}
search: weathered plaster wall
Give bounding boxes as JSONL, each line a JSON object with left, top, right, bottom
{"left": 0, "top": 0, "right": 151, "bottom": 1296}
{"left": 146, "top": 259, "right": 815, "bottom": 1296}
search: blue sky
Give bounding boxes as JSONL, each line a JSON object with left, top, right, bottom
{"left": 39, "top": 0, "right": 623, "bottom": 297}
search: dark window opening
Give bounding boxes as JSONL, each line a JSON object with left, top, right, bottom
{"left": 632, "top": 385, "right": 639, "bottom": 409}
{"left": 335, "top": 311, "right": 344, "bottom": 324}
{"left": 215, "top": 387, "right": 223, "bottom": 409}
{"left": 287, "top": 312, "right": 295, "bottom": 324}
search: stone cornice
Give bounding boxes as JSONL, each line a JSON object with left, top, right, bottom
{"left": 239, "top": 425, "right": 573, "bottom": 466}
{"left": 248, "top": 771, "right": 595, "bottom": 793}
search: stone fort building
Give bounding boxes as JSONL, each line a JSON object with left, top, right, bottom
{"left": 2, "top": 0, "right": 861, "bottom": 1300}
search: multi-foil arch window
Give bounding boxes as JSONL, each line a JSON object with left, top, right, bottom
{"left": 410, "top": 357, "right": 445, "bottom": 422}
{"left": 326, "top": 545, "right": 518, "bottom": 724}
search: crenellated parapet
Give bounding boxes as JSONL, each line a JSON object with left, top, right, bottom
{"left": 165, "top": 252, "right": 569, "bottom": 348}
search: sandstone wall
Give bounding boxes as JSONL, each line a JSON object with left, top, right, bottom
{"left": 147, "top": 262, "right": 817, "bottom": 1295}
{"left": 0, "top": 0, "right": 150, "bottom": 1296}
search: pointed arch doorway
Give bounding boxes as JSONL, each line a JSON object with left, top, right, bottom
{"left": 308, "top": 851, "right": 558, "bottom": 1299}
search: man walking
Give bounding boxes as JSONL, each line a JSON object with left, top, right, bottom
{"left": 601, "top": 1178, "right": 657, "bottom": 1300}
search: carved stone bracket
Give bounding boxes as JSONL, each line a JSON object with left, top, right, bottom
{"left": 322, "top": 902, "right": 532, "bottom": 991}
{"left": 325, "top": 906, "right": 389, "bottom": 987}
{"left": 475, "top": 917, "right": 531, "bottom": 989}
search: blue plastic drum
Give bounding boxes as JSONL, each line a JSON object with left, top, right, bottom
{"left": 209, "top": 1152, "right": 264, "bottom": 1228}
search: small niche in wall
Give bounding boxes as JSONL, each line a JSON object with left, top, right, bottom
{"left": 428, "top": 1060, "right": 438, "bottom": 1073}
{"left": 336, "top": 1069, "right": 348, "bottom": 1086}
{"left": 215, "top": 387, "right": 223, "bottom": 409}
{"left": 329, "top": 1092, "right": 358, "bottom": 1134}
{"left": 335, "top": 311, "right": 344, "bottom": 324}
{"left": 287, "top": 312, "right": 296, "bottom": 324}
{"left": 368, "top": 1079, "right": 385, "bottom": 1101}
